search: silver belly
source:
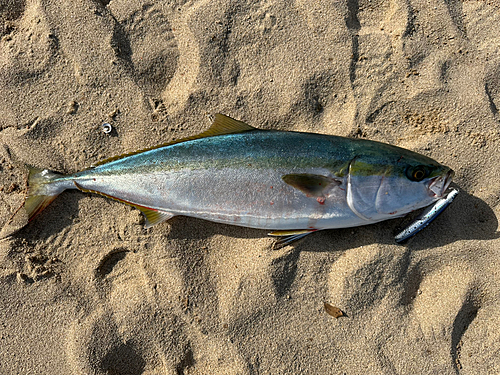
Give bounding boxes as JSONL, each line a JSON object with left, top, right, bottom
{"left": 74, "top": 167, "right": 367, "bottom": 230}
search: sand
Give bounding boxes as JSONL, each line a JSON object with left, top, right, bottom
{"left": 0, "top": 0, "right": 499, "bottom": 374}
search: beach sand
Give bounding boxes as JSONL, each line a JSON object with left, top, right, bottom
{"left": 1, "top": 0, "right": 499, "bottom": 374}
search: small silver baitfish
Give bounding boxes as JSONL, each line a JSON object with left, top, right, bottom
{"left": 394, "top": 188, "right": 459, "bottom": 243}
{"left": 24, "top": 114, "right": 454, "bottom": 245}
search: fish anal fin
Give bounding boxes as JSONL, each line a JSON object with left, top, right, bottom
{"left": 73, "top": 182, "right": 174, "bottom": 228}
{"left": 282, "top": 174, "right": 341, "bottom": 198}
{"left": 93, "top": 114, "right": 256, "bottom": 167}
{"left": 140, "top": 208, "right": 174, "bottom": 228}
{"left": 268, "top": 229, "right": 317, "bottom": 249}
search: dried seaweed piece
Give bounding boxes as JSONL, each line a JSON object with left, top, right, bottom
{"left": 324, "top": 302, "right": 344, "bottom": 318}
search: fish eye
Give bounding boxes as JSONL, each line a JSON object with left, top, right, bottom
{"left": 406, "top": 166, "right": 428, "bottom": 181}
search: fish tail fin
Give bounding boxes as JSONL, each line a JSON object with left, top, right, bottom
{"left": 25, "top": 166, "right": 65, "bottom": 222}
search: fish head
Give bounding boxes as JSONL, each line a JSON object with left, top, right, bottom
{"left": 345, "top": 142, "right": 454, "bottom": 221}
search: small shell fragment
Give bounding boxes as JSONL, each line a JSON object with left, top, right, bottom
{"left": 324, "top": 302, "right": 344, "bottom": 318}
{"left": 102, "top": 123, "right": 113, "bottom": 134}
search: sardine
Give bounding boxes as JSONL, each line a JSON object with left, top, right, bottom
{"left": 394, "top": 188, "right": 459, "bottom": 243}
{"left": 23, "top": 114, "right": 454, "bottom": 245}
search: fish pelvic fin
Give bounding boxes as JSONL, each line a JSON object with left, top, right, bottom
{"left": 73, "top": 182, "right": 174, "bottom": 228}
{"left": 25, "top": 166, "right": 66, "bottom": 222}
{"left": 268, "top": 229, "right": 318, "bottom": 249}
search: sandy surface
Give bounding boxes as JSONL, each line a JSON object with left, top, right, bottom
{"left": 1, "top": 0, "right": 499, "bottom": 374}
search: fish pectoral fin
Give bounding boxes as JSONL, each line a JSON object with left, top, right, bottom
{"left": 268, "top": 229, "right": 317, "bottom": 249}
{"left": 282, "top": 174, "right": 341, "bottom": 198}
{"left": 139, "top": 208, "right": 174, "bottom": 229}
{"left": 73, "top": 182, "right": 174, "bottom": 228}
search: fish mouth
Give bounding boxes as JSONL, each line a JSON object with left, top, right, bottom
{"left": 428, "top": 169, "right": 454, "bottom": 198}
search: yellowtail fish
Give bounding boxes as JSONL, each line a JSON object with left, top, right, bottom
{"left": 24, "top": 114, "right": 454, "bottom": 245}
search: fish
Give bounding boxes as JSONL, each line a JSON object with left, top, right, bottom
{"left": 23, "top": 114, "right": 454, "bottom": 246}
{"left": 394, "top": 188, "right": 459, "bottom": 243}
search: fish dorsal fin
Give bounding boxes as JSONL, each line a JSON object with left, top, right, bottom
{"left": 203, "top": 113, "right": 256, "bottom": 135}
{"left": 93, "top": 114, "right": 256, "bottom": 167}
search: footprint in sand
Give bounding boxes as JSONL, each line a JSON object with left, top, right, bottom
{"left": 66, "top": 240, "right": 250, "bottom": 375}
{"left": 485, "top": 65, "right": 500, "bottom": 121}
{"left": 0, "top": 0, "right": 26, "bottom": 36}
{"left": 0, "top": 0, "right": 58, "bottom": 86}
{"left": 107, "top": 3, "right": 179, "bottom": 98}
{"left": 66, "top": 247, "right": 191, "bottom": 374}
{"left": 326, "top": 246, "right": 487, "bottom": 373}
{"left": 106, "top": 0, "right": 205, "bottom": 117}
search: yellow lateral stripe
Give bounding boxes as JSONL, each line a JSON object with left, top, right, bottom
{"left": 268, "top": 229, "right": 315, "bottom": 236}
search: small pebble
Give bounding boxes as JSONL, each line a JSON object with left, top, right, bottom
{"left": 108, "top": 108, "right": 119, "bottom": 119}
{"left": 66, "top": 100, "right": 78, "bottom": 115}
